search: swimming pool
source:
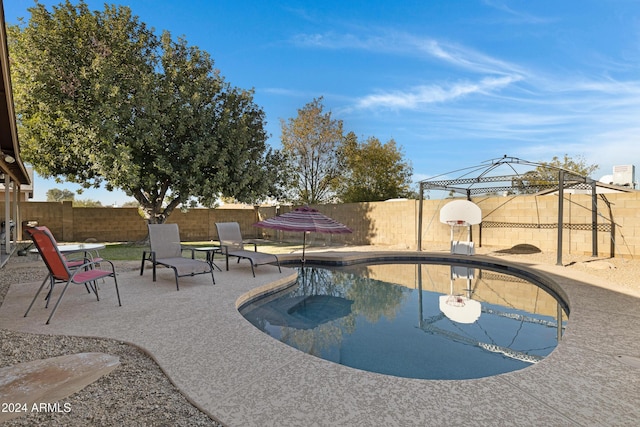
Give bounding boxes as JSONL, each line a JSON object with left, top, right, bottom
{"left": 240, "top": 261, "right": 569, "bottom": 380}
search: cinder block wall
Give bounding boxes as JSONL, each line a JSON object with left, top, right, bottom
{"left": 253, "top": 201, "right": 419, "bottom": 248}
{"left": 472, "top": 192, "right": 640, "bottom": 257}
{"left": 3, "top": 191, "right": 639, "bottom": 257}
{"left": 5, "top": 202, "right": 260, "bottom": 243}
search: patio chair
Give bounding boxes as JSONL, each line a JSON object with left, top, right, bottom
{"left": 23, "top": 226, "right": 122, "bottom": 325}
{"left": 140, "top": 223, "right": 215, "bottom": 290}
{"left": 215, "top": 222, "right": 281, "bottom": 277}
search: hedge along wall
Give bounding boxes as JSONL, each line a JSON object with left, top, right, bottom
{"left": 3, "top": 191, "right": 639, "bottom": 257}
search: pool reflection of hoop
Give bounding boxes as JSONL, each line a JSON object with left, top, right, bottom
{"left": 439, "top": 294, "right": 482, "bottom": 324}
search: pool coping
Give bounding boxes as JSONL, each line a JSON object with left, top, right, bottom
{"left": 2, "top": 250, "right": 639, "bottom": 426}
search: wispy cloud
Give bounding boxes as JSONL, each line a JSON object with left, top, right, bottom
{"left": 292, "top": 29, "right": 528, "bottom": 112}
{"left": 262, "top": 87, "right": 309, "bottom": 97}
{"left": 481, "top": 0, "right": 556, "bottom": 24}
{"left": 291, "top": 31, "right": 381, "bottom": 50}
{"left": 411, "top": 38, "right": 526, "bottom": 76}
{"left": 291, "top": 30, "right": 526, "bottom": 76}
{"left": 343, "top": 69, "right": 640, "bottom": 172}
{"left": 354, "top": 75, "right": 521, "bottom": 110}
{"left": 288, "top": 23, "right": 639, "bottom": 176}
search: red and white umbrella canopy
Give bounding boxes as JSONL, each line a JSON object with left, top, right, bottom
{"left": 253, "top": 206, "right": 352, "bottom": 261}
{"left": 254, "top": 206, "right": 352, "bottom": 234}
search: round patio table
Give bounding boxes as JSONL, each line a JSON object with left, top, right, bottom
{"left": 191, "top": 246, "right": 223, "bottom": 271}
{"left": 30, "top": 243, "right": 105, "bottom": 261}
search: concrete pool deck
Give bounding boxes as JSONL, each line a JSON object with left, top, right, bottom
{"left": 1, "top": 250, "right": 639, "bottom": 426}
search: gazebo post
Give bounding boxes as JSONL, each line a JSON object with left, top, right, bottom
{"left": 417, "top": 182, "right": 424, "bottom": 251}
{"left": 556, "top": 170, "right": 565, "bottom": 266}
{"left": 591, "top": 179, "right": 598, "bottom": 257}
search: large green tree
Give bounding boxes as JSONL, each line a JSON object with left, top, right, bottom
{"left": 280, "top": 97, "right": 343, "bottom": 204}
{"left": 335, "top": 132, "right": 413, "bottom": 202}
{"left": 9, "top": 1, "right": 277, "bottom": 223}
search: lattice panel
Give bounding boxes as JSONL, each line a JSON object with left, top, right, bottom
{"left": 481, "top": 221, "right": 611, "bottom": 232}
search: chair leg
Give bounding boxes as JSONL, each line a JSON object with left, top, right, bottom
{"left": 249, "top": 260, "right": 256, "bottom": 277}
{"left": 88, "top": 281, "right": 100, "bottom": 301}
{"left": 103, "top": 261, "right": 121, "bottom": 306}
{"left": 140, "top": 251, "right": 147, "bottom": 275}
{"left": 208, "top": 252, "right": 223, "bottom": 271}
{"left": 172, "top": 267, "right": 180, "bottom": 291}
{"left": 113, "top": 273, "right": 122, "bottom": 306}
{"left": 46, "top": 280, "right": 73, "bottom": 324}
{"left": 44, "top": 278, "right": 55, "bottom": 308}
{"left": 209, "top": 267, "right": 216, "bottom": 285}
{"left": 24, "top": 275, "right": 50, "bottom": 317}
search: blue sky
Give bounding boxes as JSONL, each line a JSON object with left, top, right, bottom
{"left": 5, "top": 0, "right": 640, "bottom": 204}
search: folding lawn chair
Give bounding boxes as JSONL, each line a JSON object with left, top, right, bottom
{"left": 24, "top": 226, "right": 122, "bottom": 324}
{"left": 140, "top": 223, "right": 215, "bottom": 290}
{"left": 215, "top": 222, "right": 281, "bottom": 277}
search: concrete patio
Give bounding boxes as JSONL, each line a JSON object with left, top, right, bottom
{"left": 1, "top": 251, "right": 639, "bottom": 426}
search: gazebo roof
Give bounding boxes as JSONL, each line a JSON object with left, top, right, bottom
{"left": 419, "top": 156, "right": 633, "bottom": 197}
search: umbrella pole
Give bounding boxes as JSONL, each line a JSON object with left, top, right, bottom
{"left": 302, "top": 232, "right": 306, "bottom": 263}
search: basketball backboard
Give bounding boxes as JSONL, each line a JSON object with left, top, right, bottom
{"left": 439, "top": 200, "right": 481, "bottom": 225}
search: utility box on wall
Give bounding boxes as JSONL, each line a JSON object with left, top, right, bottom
{"left": 613, "top": 165, "right": 635, "bottom": 188}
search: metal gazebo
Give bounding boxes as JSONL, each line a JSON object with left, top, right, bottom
{"left": 417, "top": 156, "right": 630, "bottom": 265}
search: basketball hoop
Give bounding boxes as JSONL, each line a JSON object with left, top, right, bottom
{"left": 440, "top": 201, "right": 481, "bottom": 255}
{"left": 446, "top": 294, "right": 466, "bottom": 307}
{"left": 446, "top": 220, "right": 469, "bottom": 226}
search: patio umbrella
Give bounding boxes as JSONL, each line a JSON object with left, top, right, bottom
{"left": 253, "top": 206, "right": 352, "bottom": 262}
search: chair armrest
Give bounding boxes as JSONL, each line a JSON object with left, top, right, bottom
{"left": 71, "top": 259, "right": 112, "bottom": 274}
{"left": 244, "top": 240, "right": 259, "bottom": 252}
{"left": 181, "top": 245, "right": 196, "bottom": 259}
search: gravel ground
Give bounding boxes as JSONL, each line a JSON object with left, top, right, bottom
{"left": 1, "top": 247, "right": 637, "bottom": 426}
{"left": 0, "top": 255, "right": 223, "bottom": 427}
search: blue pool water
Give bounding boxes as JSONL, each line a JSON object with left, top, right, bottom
{"left": 240, "top": 262, "right": 568, "bottom": 380}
